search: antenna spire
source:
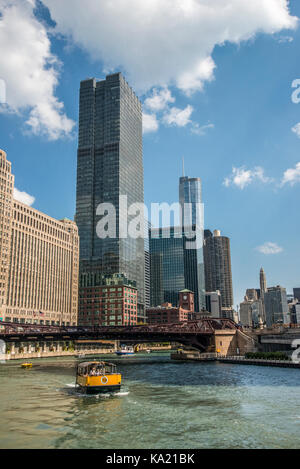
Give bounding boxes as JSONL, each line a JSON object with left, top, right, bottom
{"left": 182, "top": 157, "right": 185, "bottom": 177}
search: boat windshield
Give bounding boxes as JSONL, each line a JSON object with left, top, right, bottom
{"left": 77, "top": 363, "right": 116, "bottom": 376}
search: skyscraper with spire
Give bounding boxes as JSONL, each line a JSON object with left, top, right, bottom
{"left": 259, "top": 267, "right": 267, "bottom": 322}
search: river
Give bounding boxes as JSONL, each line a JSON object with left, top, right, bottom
{"left": 0, "top": 353, "right": 299, "bottom": 449}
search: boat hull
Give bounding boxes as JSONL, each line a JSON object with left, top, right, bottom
{"left": 77, "top": 385, "right": 121, "bottom": 395}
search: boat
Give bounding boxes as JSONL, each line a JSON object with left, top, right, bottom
{"left": 21, "top": 363, "right": 32, "bottom": 369}
{"left": 115, "top": 345, "right": 135, "bottom": 356}
{"left": 75, "top": 361, "right": 121, "bottom": 394}
{"left": 146, "top": 349, "right": 151, "bottom": 354}
{"left": 76, "top": 353, "right": 86, "bottom": 359}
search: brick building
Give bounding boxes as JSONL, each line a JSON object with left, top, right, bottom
{"left": 146, "top": 290, "right": 194, "bottom": 325}
{"left": 78, "top": 272, "right": 138, "bottom": 326}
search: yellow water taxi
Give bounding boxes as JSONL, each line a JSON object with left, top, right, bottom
{"left": 21, "top": 363, "right": 32, "bottom": 369}
{"left": 75, "top": 361, "right": 121, "bottom": 394}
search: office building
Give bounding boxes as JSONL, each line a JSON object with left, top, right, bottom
{"left": 203, "top": 229, "right": 234, "bottom": 310}
{"left": 205, "top": 291, "right": 222, "bottom": 317}
{"left": 0, "top": 149, "right": 79, "bottom": 326}
{"left": 78, "top": 273, "right": 137, "bottom": 326}
{"left": 75, "top": 72, "right": 145, "bottom": 321}
{"left": 264, "top": 286, "right": 289, "bottom": 327}
{"left": 150, "top": 226, "right": 205, "bottom": 311}
{"left": 293, "top": 288, "right": 300, "bottom": 301}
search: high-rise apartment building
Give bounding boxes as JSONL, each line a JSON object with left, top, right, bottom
{"left": 203, "top": 229, "right": 234, "bottom": 310}
{"left": 76, "top": 73, "right": 145, "bottom": 321}
{"left": 0, "top": 149, "right": 79, "bottom": 325}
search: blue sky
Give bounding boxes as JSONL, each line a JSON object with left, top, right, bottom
{"left": 1, "top": 0, "right": 300, "bottom": 307}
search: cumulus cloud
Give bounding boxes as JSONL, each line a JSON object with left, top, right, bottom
{"left": 0, "top": 0, "right": 75, "bottom": 140}
{"left": 281, "top": 162, "right": 300, "bottom": 186}
{"left": 191, "top": 122, "right": 215, "bottom": 136}
{"left": 42, "top": 0, "right": 298, "bottom": 95}
{"left": 13, "top": 187, "right": 35, "bottom": 206}
{"left": 223, "top": 166, "right": 273, "bottom": 189}
{"left": 144, "top": 88, "right": 175, "bottom": 112}
{"left": 163, "top": 105, "right": 193, "bottom": 127}
{"left": 143, "top": 112, "right": 159, "bottom": 133}
{"left": 256, "top": 242, "right": 283, "bottom": 255}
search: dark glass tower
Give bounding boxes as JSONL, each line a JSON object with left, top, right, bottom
{"left": 149, "top": 226, "right": 205, "bottom": 310}
{"left": 76, "top": 72, "right": 145, "bottom": 320}
{"left": 203, "top": 230, "right": 233, "bottom": 309}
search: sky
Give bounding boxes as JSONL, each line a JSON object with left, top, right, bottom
{"left": 0, "top": 0, "right": 300, "bottom": 307}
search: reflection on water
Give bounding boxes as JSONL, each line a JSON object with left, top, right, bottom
{"left": 0, "top": 353, "right": 300, "bottom": 449}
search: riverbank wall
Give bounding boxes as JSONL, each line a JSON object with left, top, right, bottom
{"left": 171, "top": 352, "right": 300, "bottom": 369}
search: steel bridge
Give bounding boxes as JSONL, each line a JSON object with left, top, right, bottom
{"left": 0, "top": 319, "right": 240, "bottom": 351}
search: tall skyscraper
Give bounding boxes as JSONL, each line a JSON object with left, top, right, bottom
{"left": 149, "top": 226, "right": 205, "bottom": 311}
{"left": 76, "top": 73, "right": 145, "bottom": 321}
{"left": 264, "top": 286, "right": 289, "bottom": 327}
{"left": 179, "top": 175, "right": 202, "bottom": 227}
{"left": 260, "top": 268, "right": 267, "bottom": 295}
{"left": 259, "top": 267, "right": 267, "bottom": 322}
{"left": 203, "top": 229, "right": 234, "bottom": 310}
{"left": 178, "top": 172, "right": 205, "bottom": 310}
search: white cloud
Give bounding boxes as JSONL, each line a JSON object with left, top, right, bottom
{"left": 281, "top": 162, "right": 300, "bottom": 186}
{"left": 143, "top": 112, "right": 159, "bottom": 133}
{"left": 42, "top": 0, "right": 298, "bottom": 95}
{"left": 224, "top": 166, "right": 273, "bottom": 189}
{"left": 0, "top": 0, "right": 75, "bottom": 140}
{"left": 163, "top": 105, "right": 193, "bottom": 127}
{"left": 277, "top": 35, "right": 294, "bottom": 43}
{"left": 13, "top": 187, "right": 35, "bottom": 206}
{"left": 256, "top": 242, "right": 283, "bottom": 255}
{"left": 191, "top": 122, "right": 215, "bottom": 136}
{"left": 292, "top": 123, "right": 300, "bottom": 138}
{"left": 144, "top": 88, "right": 175, "bottom": 112}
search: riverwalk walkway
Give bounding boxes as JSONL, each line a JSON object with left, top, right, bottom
{"left": 171, "top": 352, "right": 300, "bottom": 369}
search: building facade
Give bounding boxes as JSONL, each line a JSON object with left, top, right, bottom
{"left": 264, "top": 286, "right": 289, "bottom": 327}
{"left": 0, "top": 149, "right": 79, "bottom": 326}
{"left": 150, "top": 226, "right": 205, "bottom": 311}
{"left": 203, "top": 229, "right": 234, "bottom": 310}
{"left": 78, "top": 273, "right": 137, "bottom": 326}
{"left": 76, "top": 72, "right": 145, "bottom": 321}
{"left": 205, "top": 291, "right": 222, "bottom": 317}
{"left": 146, "top": 290, "right": 194, "bottom": 325}
{"left": 179, "top": 176, "right": 202, "bottom": 227}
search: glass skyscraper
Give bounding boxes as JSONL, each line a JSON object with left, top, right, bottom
{"left": 179, "top": 176, "right": 202, "bottom": 227}
{"left": 179, "top": 175, "right": 205, "bottom": 310}
{"left": 150, "top": 226, "right": 205, "bottom": 311}
{"left": 76, "top": 72, "right": 145, "bottom": 320}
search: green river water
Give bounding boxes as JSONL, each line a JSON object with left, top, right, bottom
{"left": 0, "top": 353, "right": 299, "bottom": 449}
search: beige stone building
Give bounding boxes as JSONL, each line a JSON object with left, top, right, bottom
{"left": 0, "top": 149, "right": 79, "bottom": 326}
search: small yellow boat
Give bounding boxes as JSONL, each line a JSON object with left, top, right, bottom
{"left": 76, "top": 361, "right": 121, "bottom": 394}
{"left": 21, "top": 363, "right": 32, "bottom": 369}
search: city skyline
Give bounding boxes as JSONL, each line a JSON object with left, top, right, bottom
{"left": 1, "top": 1, "right": 300, "bottom": 307}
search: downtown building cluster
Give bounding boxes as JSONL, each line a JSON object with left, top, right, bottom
{"left": 0, "top": 72, "right": 235, "bottom": 328}
{"left": 240, "top": 268, "right": 300, "bottom": 329}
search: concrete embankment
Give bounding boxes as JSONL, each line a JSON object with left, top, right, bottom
{"left": 171, "top": 352, "right": 300, "bottom": 369}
